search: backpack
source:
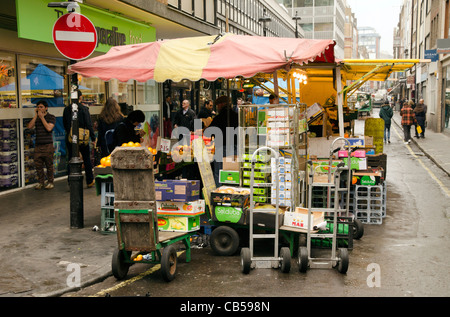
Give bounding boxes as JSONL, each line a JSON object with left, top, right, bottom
{"left": 105, "top": 129, "right": 115, "bottom": 154}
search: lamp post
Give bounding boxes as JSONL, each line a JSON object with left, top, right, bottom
{"left": 258, "top": 9, "right": 272, "bottom": 37}
{"left": 293, "top": 11, "right": 302, "bottom": 38}
{"left": 48, "top": 0, "right": 84, "bottom": 229}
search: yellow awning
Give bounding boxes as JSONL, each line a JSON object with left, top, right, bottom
{"left": 340, "top": 59, "right": 428, "bottom": 97}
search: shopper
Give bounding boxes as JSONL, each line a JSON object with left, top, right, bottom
{"left": 209, "top": 96, "right": 239, "bottom": 187}
{"left": 414, "top": 99, "right": 427, "bottom": 138}
{"left": 379, "top": 100, "right": 393, "bottom": 143}
{"left": 97, "top": 97, "right": 124, "bottom": 157}
{"left": 63, "top": 90, "right": 97, "bottom": 188}
{"left": 173, "top": 99, "right": 196, "bottom": 134}
{"left": 162, "top": 95, "right": 177, "bottom": 138}
{"left": 197, "top": 99, "right": 215, "bottom": 129}
{"left": 27, "top": 100, "right": 56, "bottom": 190}
{"left": 400, "top": 100, "right": 417, "bottom": 144}
{"left": 112, "top": 110, "right": 146, "bottom": 147}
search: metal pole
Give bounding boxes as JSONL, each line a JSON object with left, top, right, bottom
{"left": 69, "top": 65, "right": 84, "bottom": 229}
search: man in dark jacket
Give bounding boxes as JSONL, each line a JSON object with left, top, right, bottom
{"left": 63, "top": 90, "right": 96, "bottom": 188}
{"left": 162, "top": 96, "right": 177, "bottom": 138}
{"left": 208, "top": 96, "right": 239, "bottom": 187}
{"left": 173, "top": 99, "right": 196, "bottom": 133}
{"left": 197, "top": 99, "right": 215, "bottom": 129}
{"left": 379, "top": 101, "right": 393, "bottom": 143}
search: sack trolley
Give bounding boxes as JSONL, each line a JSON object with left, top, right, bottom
{"left": 241, "top": 147, "right": 291, "bottom": 274}
{"left": 298, "top": 137, "right": 353, "bottom": 274}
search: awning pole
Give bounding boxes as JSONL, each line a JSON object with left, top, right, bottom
{"left": 336, "top": 66, "right": 344, "bottom": 137}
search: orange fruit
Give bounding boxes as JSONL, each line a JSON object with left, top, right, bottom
{"left": 152, "top": 149, "right": 157, "bottom": 155}
{"left": 104, "top": 158, "right": 111, "bottom": 167}
{"left": 100, "top": 157, "right": 107, "bottom": 166}
{"left": 121, "top": 143, "right": 128, "bottom": 147}
{"left": 127, "top": 141, "right": 135, "bottom": 147}
{"left": 135, "top": 142, "right": 141, "bottom": 147}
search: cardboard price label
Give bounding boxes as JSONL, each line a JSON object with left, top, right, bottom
{"left": 160, "top": 138, "right": 171, "bottom": 153}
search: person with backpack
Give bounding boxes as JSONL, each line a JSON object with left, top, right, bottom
{"left": 112, "top": 110, "right": 146, "bottom": 148}
{"left": 63, "top": 90, "right": 96, "bottom": 188}
{"left": 379, "top": 100, "right": 393, "bottom": 143}
{"left": 97, "top": 98, "right": 124, "bottom": 157}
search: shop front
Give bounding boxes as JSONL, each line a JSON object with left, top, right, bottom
{"left": 0, "top": 0, "right": 157, "bottom": 193}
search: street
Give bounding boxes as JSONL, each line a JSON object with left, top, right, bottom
{"left": 62, "top": 113, "right": 450, "bottom": 299}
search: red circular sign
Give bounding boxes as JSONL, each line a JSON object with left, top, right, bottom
{"left": 52, "top": 13, "right": 97, "bottom": 60}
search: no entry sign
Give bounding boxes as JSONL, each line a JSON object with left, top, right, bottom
{"left": 52, "top": 12, "right": 97, "bottom": 60}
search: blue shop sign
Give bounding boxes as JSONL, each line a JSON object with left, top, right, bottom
{"left": 424, "top": 49, "right": 438, "bottom": 62}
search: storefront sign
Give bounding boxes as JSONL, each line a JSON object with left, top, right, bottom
{"left": 437, "top": 39, "right": 450, "bottom": 54}
{"left": 424, "top": 49, "right": 438, "bottom": 62}
{"left": 52, "top": 13, "right": 98, "bottom": 60}
{"left": 16, "top": 0, "right": 155, "bottom": 54}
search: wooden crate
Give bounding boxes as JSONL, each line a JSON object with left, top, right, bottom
{"left": 111, "top": 146, "right": 156, "bottom": 203}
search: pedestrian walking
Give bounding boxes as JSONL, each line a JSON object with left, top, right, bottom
{"left": 27, "top": 100, "right": 56, "bottom": 190}
{"left": 97, "top": 97, "right": 124, "bottom": 157}
{"left": 63, "top": 90, "right": 97, "bottom": 188}
{"left": 400, "top": 100, "right": 417, "bottom": 144}
{"left": 414, "top": 99, "right": 427, "bottom": 138}
{"left": 379, "top": 100, "right": 393, "bottom": 143}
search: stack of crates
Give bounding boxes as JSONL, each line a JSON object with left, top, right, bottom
{"left": 354, "top": 182, "right": 386, "bottom": 224}
{"left": 241, "top": 153, "right": 271, "bottom": 204}
{"left": 100, "top": 180, "right": 116, "bottom": 234}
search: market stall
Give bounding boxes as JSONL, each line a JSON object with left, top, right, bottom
{"left": 70, "top": 33, "right": 424, "bottom": 275}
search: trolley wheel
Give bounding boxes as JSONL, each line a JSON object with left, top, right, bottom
{"left": 210, "top": 226, "right": 240, "bottom": 256}
{"left": 112, "top": 248, "right": 131, "bottom": 280}
{"left": 298, "top": 233, "right": 307, "bottom": 247}
{"left": 297, "top": 246, "right": 308, "bottom": 273}
{"left": 161, "top": 245, "right": 178, "bottom": 282}
{"left": 336, "top": 248, "right": 349, "bottom": 274}
{"left": 280, "top": 247, "right": 291, "bottom": 273}
{"left": 240, "top": 247, "right": 251, "bottom": 274}
{"left": 353, "top": 219, "right": 364, "bottom": 240}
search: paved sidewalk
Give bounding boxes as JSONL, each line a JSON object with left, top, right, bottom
{"left": 391, "top": 110, "right": 450, "bottom": 177}
{"left": 0, "top": 180, "right": 117, "bottom": 297}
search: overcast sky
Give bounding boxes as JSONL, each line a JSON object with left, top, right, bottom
{"left": 346, "top": 0, "right": 403, "bottom": 55}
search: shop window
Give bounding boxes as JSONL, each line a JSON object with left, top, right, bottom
{"left": 136, "top": 79, "right": 159, "bottom": 105}
{"left": 20, "top": 56, "right": 68, "bottom": 183}
{"left": 109, "top": 79, "right": 135, "bottom": 115}
{"left": 0, "top": 52, "right": 17, "bottom": 108}
{"left": 78, "top": 75, "right": 106, "bottom": 107}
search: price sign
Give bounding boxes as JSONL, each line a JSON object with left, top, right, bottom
{"left": 160, "top": 138, "right": 171, "bottom": 153}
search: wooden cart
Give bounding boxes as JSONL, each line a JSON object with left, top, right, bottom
{"left": 112, "top": 208, "right": 195, "bottom": 281}
{"left": 110, "top": 146, "right": 195, "bottom": 282}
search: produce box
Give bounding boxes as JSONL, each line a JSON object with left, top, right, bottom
{"left": 219, "top": 170, "right": 240, "bottom": 185}
{"left": 343, "top": 157, "right": 367, "bottom": 170}
{"left": 155, "top": 180, "right": 173, "bottom": 201}
{"left": 165, "top": 179, "right": 200, "bottom": 202}
{"left": 211, "top": 186, "right": 250, "bottom": 209}
{"left": 212, "top": 206, "right": 247, "bottom": 225}
{"left": 156, "top": 200, "right": 205, "bottom": 216}
{"left": 157, "top": 215, "right": 200, "bottom": 232}
{"left": 351, "top": 168, "right": 384, "bottom": 186}
{"left": 283, "top": 207, "right": 325, "bottom": 231}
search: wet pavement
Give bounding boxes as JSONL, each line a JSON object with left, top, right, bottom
{"left": 0, "top": 108, "right": 449, "bottom": 298}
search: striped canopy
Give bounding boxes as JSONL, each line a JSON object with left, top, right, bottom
{"left": 69, "top": 33, "right": 335, "bottom": 83}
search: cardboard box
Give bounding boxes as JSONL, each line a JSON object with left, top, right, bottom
{"left": 343, "top": 157, "right": 367, "bottom": 170}
{"left": 352, "top": 168, "right": 384, "bottom": 186}
{"left": 223, "top": 155, "right": 239, "bottom": 171}
{"left": 156, "top": 200, "right": 205, "bottom": 216}
{"left": 283, "top": 207, "right": 325, "bottom": 230}
{"left": 158, "top": 215, "right": 200, "bottom": 232}
{"left": 155, "top": 180, "right": 173, "bottom": 201}
{"left": 219, "top": 170, "right": 240, "bottom": 185}
{"left": 165, "top": 180, "right": 200, "bottom": 202}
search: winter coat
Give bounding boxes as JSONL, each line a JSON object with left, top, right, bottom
{"left": 379, "top": 105, "right": 393, "bottom": 127}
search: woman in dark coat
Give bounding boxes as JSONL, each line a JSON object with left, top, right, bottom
{"left": 113, "top": 110, "right": 146, "bottom": 148}
{"left": 97, "top": 98, "right": 124, "bottom": 157}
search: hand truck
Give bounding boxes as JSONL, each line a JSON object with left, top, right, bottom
{"left": 298, "top": 137, "right": 352, "bottom": 274}
{"left": 241, "top": 147, "right": 291, "bottom": 274}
